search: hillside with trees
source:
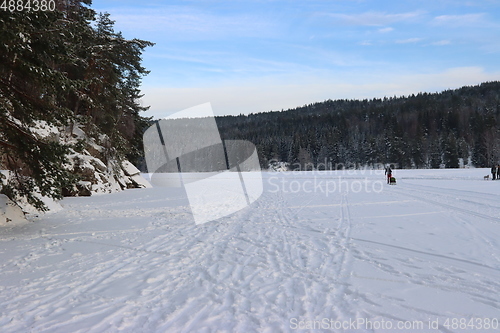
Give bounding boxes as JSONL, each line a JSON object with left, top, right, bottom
{"left": 216, "top": 82, "right": 500, "bottom": 170}
{"left": 0, "top": 1, "right": 153, "bottom": 212}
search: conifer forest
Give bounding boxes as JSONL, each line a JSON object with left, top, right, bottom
{"left": 216, "top": 82, "right": 500, "bottom": 170}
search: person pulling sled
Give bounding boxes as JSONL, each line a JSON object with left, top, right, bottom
{"left": 385, "top": 165, "right": 396, "bottom": 185}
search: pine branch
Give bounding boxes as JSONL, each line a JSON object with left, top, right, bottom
{"left": 0, "top": 140, "right": 16, "bottom": 150}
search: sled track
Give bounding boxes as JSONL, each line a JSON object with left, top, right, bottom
{"left": 391, "top": 185, "right": 500, "bottom": 224}
{"left": 351, "top": 237, "right": 500, "bottom": 275}
{"left": 389, "top": 182, "right": 500, "bottom": 266}
{"left": 399, "top": 181, "right": 500, "bottom": 211}
{"left": 2, "top": 173, "right": 500, "bottom": 332}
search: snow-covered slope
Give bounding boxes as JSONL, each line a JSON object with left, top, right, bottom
{"left": 0, "top": 121, "right": 152, "bottom": 225}
{"left": 0, "top": 169, "right": 499, "bottom": 332}
{"left": 58, "top": 122, "right": 151, "bottom": 196}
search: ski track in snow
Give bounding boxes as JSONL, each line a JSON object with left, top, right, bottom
{"left": 0, "top": 170, "right": 499, "bottom": 332}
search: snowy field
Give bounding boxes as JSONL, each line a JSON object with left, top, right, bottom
{"left": 0, "top": 168, "right": 499, "bottom": 332}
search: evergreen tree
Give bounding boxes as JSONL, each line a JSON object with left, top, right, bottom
{"left": 215, "top": 82, "right": 500, "bottom": 170}
{"left": 472, "top": 136, "right": 488, "bottom": 167}
{"left": 1, "top": 9, "right": 80, "bottom": 209}
{"left": 443, "top": 134, "right": 459, "bottom": 168}
{"left": 0, "top": 3, "right": 153, "bottom": 210}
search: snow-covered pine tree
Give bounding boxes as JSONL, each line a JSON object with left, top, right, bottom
{"left": 0, "top": 9, "right": 80, "bottom": 210}
{"left": 0, "top": 2, "right": 153, "bottom": 211}
{"left": 67, "top": 12, "right": 153, "bottom": 166}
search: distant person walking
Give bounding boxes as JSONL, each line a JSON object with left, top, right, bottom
{"left": 385, "top": 165, "right": 392, "bottom": 184}
{"left": 492, "top": 166, "right": 497, "bottom": 180}
{"left": 497, "top": 165, "right": 500, "bottom": 180}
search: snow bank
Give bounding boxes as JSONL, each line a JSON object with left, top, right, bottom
{"left": 31, "top": 119, "right": 60, "bottom": 142}
{"left": 0, "top": 171, "right": 27, "bottom": 225}
{"left": 0, "top": 194, "right": 26, "bottom": 226}
{"left": 268, "top": 161, "right": 289, "bottom": 172}
{"left": 1, "top": 170, "right": 63, "bottom": 220}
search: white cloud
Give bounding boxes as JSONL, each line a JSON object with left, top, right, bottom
{"left": 432, "top": 13, "right": 487, "bottom": 27}
{"left": 378, "top": 27, "right": 394, "bottom": 33}
{"left": 140, "top": 67, "right": 500, "bottom": 118}
{"left": 431, "top": 40, "right": 451, "bottom": 46}
{"left": 104, "top": 6, "right": 279, "bottom": 40}
{"left": 395, "top": 38, "right": 423, "bottom": 44}
{"left": 391, "top": 67, "right": 500, "bottom": 96}
{"left": 323, "top": 11, "right": 424, "bottom": 27}
{"left": 358, "top": 40, "right": 372, "bottom": 46}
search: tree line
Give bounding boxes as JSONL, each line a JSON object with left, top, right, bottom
{"left": 0, "top": 1, "right": 153, "bottom": 210}
{"left": 215, "top": 82, "right": 500, "bottom": 170}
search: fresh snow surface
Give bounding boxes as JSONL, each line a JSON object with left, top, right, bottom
{"left": 0, "top": 169, "right": 499, "bottom": 333}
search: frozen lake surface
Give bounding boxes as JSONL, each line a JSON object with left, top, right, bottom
{"left": 0, "top": 169, "right": 499, "bottom": 332}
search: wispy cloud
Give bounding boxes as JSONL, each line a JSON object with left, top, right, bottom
{"left": 378, "top": 27, "right": 394, "bottom": 33}
{"left": 396, "top": 38, "right": 423, "bottom": 44}
{"left": 91, "top": 1, "right": 500, "bottom": 117}
{"left": 322, "top": 11, "right": 424, "bottom": 26}
{"left": 141, "top": 67, "right": 500, "bottom": 118}
{"left": 105, "top": 6, "right": 279, "bottom": 40}
{"left": 431, "top": 40, "right": 451, "bottom": 46}
{"left": 432, "top": 13, "right": 487, "bottom": 27}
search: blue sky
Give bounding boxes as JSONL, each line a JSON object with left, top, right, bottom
{"left": 92, "top": 0, "right": 500, "bottom": 118}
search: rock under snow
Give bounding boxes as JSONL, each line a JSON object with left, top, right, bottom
{"left": 122, "top": 160, "right": 141, "bottom": 176}
{"left": 2, "top": 120, "right": 152, "bottom": 216}
{"left": 61, "top": 123, "right": 151, "bottom": 196}
{"left": 130, "top": 174, "right": 152, "bottom": 188}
